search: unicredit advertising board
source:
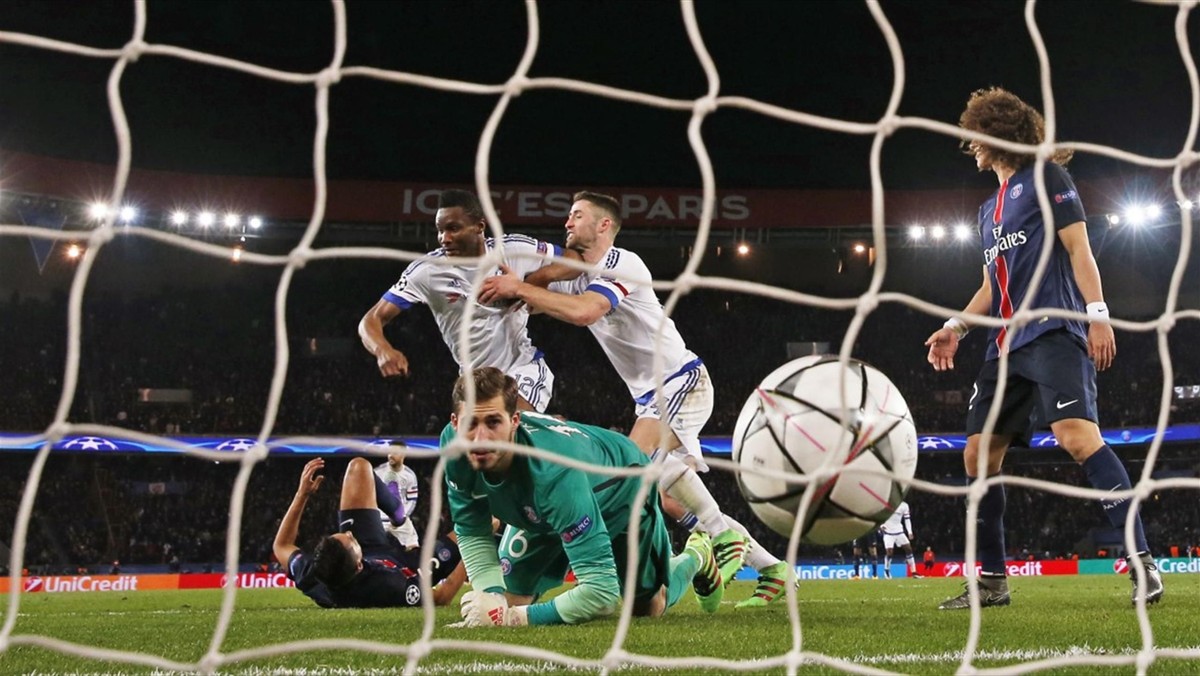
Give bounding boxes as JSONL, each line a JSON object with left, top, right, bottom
{"left": 0, "top": 572, "right": 294, "bottom": 595}
{"left": 928, "top": 560, "right": 1080, "bottom": 577}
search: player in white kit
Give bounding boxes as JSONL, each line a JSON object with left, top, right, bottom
{"left": 374, "top": 451, "right": 420, "bottom": 549}
{"left": 479, "top": 191, "right": 789, "bottom": 608}
{"left": 879, "top": 501, "right": 918, "bottom": 578}
{"left": 359, "top": 189, "right": 564, "bottom": 412}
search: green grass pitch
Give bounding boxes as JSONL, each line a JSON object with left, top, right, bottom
{"left": 2, "top": 575, "right": 1198, "bottom": 674}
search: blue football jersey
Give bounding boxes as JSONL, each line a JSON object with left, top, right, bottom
{"left": 977, "top": 163, "right": 1087, "bottom": 360}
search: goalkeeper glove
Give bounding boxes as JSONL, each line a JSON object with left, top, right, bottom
{"left": 456, "top": 590, "right": 529, "bottom": 627}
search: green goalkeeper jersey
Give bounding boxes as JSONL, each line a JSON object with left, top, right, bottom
{"left": 441, "top": 410, "right": 652, "bottom": 624}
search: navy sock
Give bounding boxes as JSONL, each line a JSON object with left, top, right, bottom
{"left": 1082, "top": 445, "right": 1149, "bottom": 553}
{"left": 976, "top": 477, "right": 1007, "bottom": 576}
{"left": 373, "top": 473, "right": 405, "bottom": 523}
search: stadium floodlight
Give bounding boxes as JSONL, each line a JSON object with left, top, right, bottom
{"left": 930, "top": 225, "right": 946, "bottom": 240}
{"left": 231, "top": 246, "right": 243, "bottom": 262}
{"left": 736, "top": 243, "right": 750, "bottom": 256}
{"left": 197, "top": 211, "right": 215, "bottom": 227}
{"left": 65, "top": 243, "right": 83, "bottom": 259}
{"left": 907, "top": 225, "right": 925, "bottom": 240}
{"left": 852, "top": 243, "right": 866, "bottom": 254}
{"left": 248, "top": 216, "right": 263, "bottom": 229}
{"left": 224, "top": 213, "right": 241, "bottom": 228}
{"left": 118, "top": 206, "right": 137, "bottom": 223}
{"left": 1146, "top": 204, "right": 1161, "bottom": 221}
{"left": 88, "top": 202, "right": 109, "bottom": 220}
{"left": 1126, "top": 206, "right": 1147, "bottom": 227}
{"left": 953, "top": 224, "right": 972, "bottom": 241}
{"left": 1106, "top": 213, "right": 1121, "bottom": 225}
{"left": 170, "top": 210, "right": 187, "bottom": 226}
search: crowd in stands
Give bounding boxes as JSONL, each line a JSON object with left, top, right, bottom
{"left": 2, "top": 265, "right": 1199, "bottom": 574}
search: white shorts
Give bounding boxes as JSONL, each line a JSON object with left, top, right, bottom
{"left": 508, "top": 357, "right": 554, "bottom": 413}
{"left": 883, "top": 533, "right": 911, "bottom": 550}
{"left": 634, "top": 362, "right": 713, "bottom": 469}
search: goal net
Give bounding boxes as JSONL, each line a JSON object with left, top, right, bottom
{"left": 1, "top": 1, "right": 1198, "bottom": 674}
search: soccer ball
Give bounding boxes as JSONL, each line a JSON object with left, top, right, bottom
{"left": 732, "top": 355, "right": 918, "bottom": 545}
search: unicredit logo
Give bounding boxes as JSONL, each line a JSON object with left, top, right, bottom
{"left": 944, "top": 563, "right": 961, "bottom": 577}
{"left": 1113, "top": 559, "right": 1129, "bottom": 574}
{"left": 23, "top": 577, "right": 43, "bottom": 593}
{"left": 221, "top": 573, "right": 295, "bottom": 589}
{"left": 36, "top": 576, "right": 140, "bottom": 592}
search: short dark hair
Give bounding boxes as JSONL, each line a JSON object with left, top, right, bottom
{"left": 438, "top": 189, "right": 485, "bottom": 221}
{"left": 574, "top": 190, "right": 622, "bottom": 233}
{"left": 453, "top": 366, "right": 519, "bottom": 416}
{"left": 312, "top": 535, "right": 357, "bottom": 588}
{"left": 958, "top": 87, "right": 1072, "bottom": 170}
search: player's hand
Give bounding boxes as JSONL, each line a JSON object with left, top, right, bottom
{"left": 924, "top": 327, "right": 960, "bottom": 371}
{"left": 478, "top": 265, "right": 524, "bottom": 305}
{"left": 297, "top": 458, "right": 325, "bottom": 497}
{"left": 375, "top": 346, "right": 410, "bottom": 378}
{"left": 453, "top": 590, "right": 528, "bottom": 627}
{"left": 1087, "top": 321, "right": 1116, "bottom": 371}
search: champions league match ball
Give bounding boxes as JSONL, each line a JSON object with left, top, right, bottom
{"left": 732, "top": 355, "right": 919, "bottom": 545}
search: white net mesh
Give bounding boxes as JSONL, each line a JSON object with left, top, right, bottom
{"left": 2, "top": 0, "right": 1199, "bottom": 674}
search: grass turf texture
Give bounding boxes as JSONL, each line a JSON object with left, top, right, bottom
{"left": 2, "top": 575, "right": 1198, "bottom": 674}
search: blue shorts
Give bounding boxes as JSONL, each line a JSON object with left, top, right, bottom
{"left": 966, "top": 329, "right": 1098, "bottom": 445}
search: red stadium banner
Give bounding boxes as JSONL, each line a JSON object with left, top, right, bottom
{"left": 9, "top": 149, "right": 1138, "bottom": 230}
{"left": 929, "top": 560, "right": 1079, "bottom": 578}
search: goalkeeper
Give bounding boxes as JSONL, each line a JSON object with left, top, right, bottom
{"left": 443, "top": 367, "right": 722, "bottom": 626}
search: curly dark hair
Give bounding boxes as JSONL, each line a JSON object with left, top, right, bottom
{"left": 312, "top": 535, "right": 357, "bottom": 588}
{"left": 959, "top": 87, "right": 1072, "bottom": 170}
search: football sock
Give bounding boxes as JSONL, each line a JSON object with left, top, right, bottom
{"left": 725, "top": 516, "right": 781, "bottom": 570}
{"left": 373, "top": 473, "right": 405, "bottom": 524}
{"left": 676, "top": 511, "right": 701, "bottom": 533}
{"left": 667, "top": 550, "right": 701, "bottom": 608}
{"left": 1082, "top": 444, "right": 1149, "bottom": 552}
{"left": 906, "top": 554, "right": 916, "bottom": 573}
{"left": 653, "top": 450, "right": 730, "bottom": 536}
{"left": 977, "top": 475, "right": 1007, "bottom": 575}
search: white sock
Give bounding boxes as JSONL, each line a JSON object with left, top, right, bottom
{"left": 654, "top": 450, "right": 730, "bottom": 536}
{"left": 725, "top": 515, "right": 781, "bottom": 571}
{"left": 906, "top": 554, "right": 916, "bottom": 573}
{"left": 884, "top": 554, "right": 892, "bottom": 572}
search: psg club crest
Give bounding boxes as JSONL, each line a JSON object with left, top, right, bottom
{"left": 1009, "top": 183, "right": 1023, "bottom": 199}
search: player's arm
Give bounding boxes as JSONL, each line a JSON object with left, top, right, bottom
{"left": 358, "top": 298, "right": 411, "bottom": 377}
{"left": 523, "top": 473, "right": 620, "bottom": 625}
{"left": 522, "top": 248, "right": 584, "bottom": 288}
{"left": 432, "top": 560, "right": 469, "bottom": 606}
{"left": 1058, "top": 221, "right": 1115, "bottom": 371}
{"left": 925, "top": 264, "right": 991, "bottom": 371}
{"left": 478, "top": 266, "right": 611, "bottom": 326}
{"left": 272, "top": 458, "right": 325, "bottom": 566}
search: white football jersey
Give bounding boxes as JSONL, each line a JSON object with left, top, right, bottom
{"left": 383, "top": 235, "right": 559, "bottom": 371}
{"left": 375, "top": 462, "right": 420, "bottom": 548}
{"left": 551, "top": 246, "right": 699, "bottom": 400}
{"left": 880, "top": 501, "right": 912, "bottom": 536}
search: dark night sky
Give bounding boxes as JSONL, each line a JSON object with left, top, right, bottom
{"left": 0, "top": 0, "right": 1196, "bottom": 192}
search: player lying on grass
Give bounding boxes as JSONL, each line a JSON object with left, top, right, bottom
{"left": 273, "top": 456, "right": 467, "bottom": 608}
{"left": 443, "top": 366, "right": 723, "bottom": 626}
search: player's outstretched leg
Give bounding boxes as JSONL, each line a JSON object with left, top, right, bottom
{"left": 938, "top": 574, "right": 1010, "bottom": 610}
{"left": 883, "top": 551, "right": 893, "bottom": 579}
{"left": 687, "top": 532, "right": 724, "bottom": 613}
